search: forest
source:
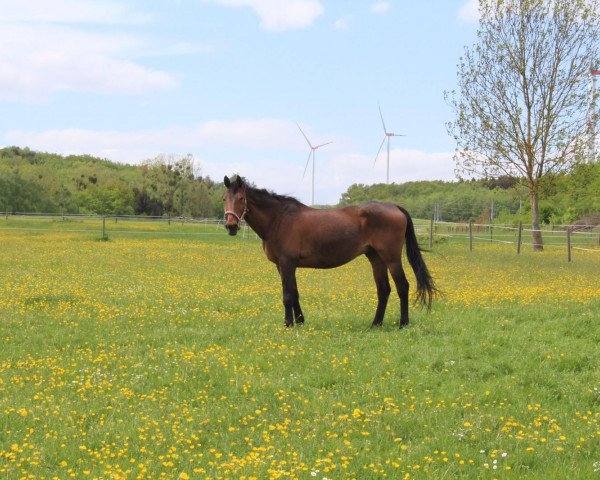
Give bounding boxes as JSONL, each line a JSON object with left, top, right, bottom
{"left": 1, "top": 146, "right": 599, "bottom": 225}
{"left": 339, "top": 163, "right": 600, "bottom": 225}
{"left": 0, "top": 147, "right": 223, "bottom": 218}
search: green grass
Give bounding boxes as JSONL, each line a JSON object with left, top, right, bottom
{"left": 0, "top": 225, "right": 599, "bottom": 479}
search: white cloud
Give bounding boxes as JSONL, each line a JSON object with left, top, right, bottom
{"left": 3, "top": 119, "right": 303, "bottom": 162}
{"left": 329, "top": 149, "right": 455, "bottom": 188}
{"left": 0, "top": 0, "right": 151, "bottom": 24}
{"left": 0, "top": 1, "right": 184, "bottom": 102}
{"left": 207, "top": 0, "right": 324, "bottom": 31}
{"left": 334, "top": 15, "right": 352, "bottom": 31}
{"left": 457, "top": 0, "right": 479, "bottom": 23}
{"left": 3, "top": 122, "right": 455, "bottom": 204}
{"left": 370, "top": 1, "right": 391, "bottom": 14}
{"left": 0, "top": 25, "right": 178, "bottom": 102}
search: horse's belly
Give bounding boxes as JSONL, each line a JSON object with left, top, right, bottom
{"left": 298, "top": 256, "right": 354, "bottom": 269}
{"left": 297, "top": 241, "right": 365, "bottom": 269}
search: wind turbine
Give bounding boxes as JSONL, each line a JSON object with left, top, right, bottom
{"left": 374, "top": 104, "right": 405, "bottom": 184}
{"left": 297, "top": 123, "right": 332, "bottom": 205}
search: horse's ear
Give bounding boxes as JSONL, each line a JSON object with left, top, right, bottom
{"left": 224, "top": 176, "right": 231, "bottom": 188}
{"left": 235, "top": 176, "right": 244, "bottom": 188}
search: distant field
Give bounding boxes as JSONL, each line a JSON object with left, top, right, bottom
{"left": 0, "top": 226, "right": 599, "bottom": 479}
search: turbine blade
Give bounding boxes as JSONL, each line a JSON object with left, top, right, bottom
{"left": 297, "top": 123, "right": 313, "bottom": 148}
{"left": 392, "top": 133, "right": 406, "bottom": 137}
{"left": 378, "top": 104, "right": 387, "bottom": 133}
{"left": 302, "top": 150, "right": 312, "bottom": 179}
{"left": 373, "top": 136, "right": 386, "bottom": 166}
{"left": 315, "top": 141, "right": 333, "bottom": 149}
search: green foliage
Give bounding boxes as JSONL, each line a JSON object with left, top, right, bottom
{"left": 340, "top": 163, "right": 600, "bottom": 225}
{"left": 0, "top": 147, "right": 223, "bottom": 217}
{"left": 0, "top": 168, "right": 58, "bottom": 213}
{"left": 2, "top": 146, "right": 599, "bottom": 224}
{"left": 340, "top": 179, "right": 524, "bottom": 223}
{"left": 539, "top": 163, "right": 600, "bottom": 224}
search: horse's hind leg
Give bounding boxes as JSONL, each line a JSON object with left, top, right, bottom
{"left": 389, "top": 261, "right": 410, "bottom": 327}
{"left": 366, "top": 249, "right": 391, "bottom": 327}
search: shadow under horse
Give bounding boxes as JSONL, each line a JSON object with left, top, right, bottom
{"left": 223, "top": 175, "right": 436, "bottom": 328}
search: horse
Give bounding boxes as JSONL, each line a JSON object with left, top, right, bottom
{"left": 223, "top": 175, "right": 436, "bottom": 328}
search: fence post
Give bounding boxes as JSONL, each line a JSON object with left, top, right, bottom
{"left": 517, "top": 221, "right": 523, "bottom": 254}
{"left": 567, "top": 227, "right": 572, "bottom": 262}
{"left": 469, "top": 221, "right": 473, "bottom": 252}
{"left": 429, "top": 216, "right": 434, "bottom": 250}
{"left": 489, "top": 223, "right": 493, "bottom": 243}
{"left": 102, "top": 216, "right": 107, "bottom": 240}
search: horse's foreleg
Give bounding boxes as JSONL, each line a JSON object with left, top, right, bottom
{"left": 389, "top": 262, "right": 410, "bottom": 328}
{"left": 367, "top": 250, "right": 391, "bottom": 327}
{"left": 293, "top": 292, "right": 305, "bottom": 325}
{"left": 279, "top": 262, "right": 299, "bottom": 327}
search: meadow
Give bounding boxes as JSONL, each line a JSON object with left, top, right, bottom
{"left": 0, "top": 221, "right": 599, "bottom": 479}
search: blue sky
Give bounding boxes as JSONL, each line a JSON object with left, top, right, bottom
{"left": 0, "top": 0, "right": 480, "bottom": 204}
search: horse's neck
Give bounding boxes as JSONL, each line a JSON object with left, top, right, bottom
{"left": 246, "top": 193, "right": 285, "bottom": 240}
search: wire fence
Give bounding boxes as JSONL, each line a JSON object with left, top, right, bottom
{"left": 2, "top": 212, "right": 600, "bottom": 261}
{"left": 413, "top": 219, "right": 600, "bottom": 261}
{"left": 0, "top": 212, "right": 246, "bottom": 239}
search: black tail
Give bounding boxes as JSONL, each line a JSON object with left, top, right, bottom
{"left": 398, "top": 206, "right": 437, "bottom": 310}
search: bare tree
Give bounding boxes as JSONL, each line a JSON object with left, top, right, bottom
{"left": 446, "top": 0, "right": 599, "bottom": 250}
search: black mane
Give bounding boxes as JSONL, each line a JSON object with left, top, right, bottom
{"left": 247, "top": 186, "right": 306, "bottom": 208}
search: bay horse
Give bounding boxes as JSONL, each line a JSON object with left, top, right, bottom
{"left": 223, "top": 175, "right": 436, "bottom": 328}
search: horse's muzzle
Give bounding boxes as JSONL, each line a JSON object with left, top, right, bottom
{"left": 225, "top": 223, "right": 239, "bottom": 236}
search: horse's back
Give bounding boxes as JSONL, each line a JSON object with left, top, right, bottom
{"left": 296, "top": 202, "right": 407, "bottom": 240}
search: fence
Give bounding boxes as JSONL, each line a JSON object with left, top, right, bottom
{"left": 413, "top": 219, "right": 600, "bottom": 261}
{"left": 2, "top": 212, "right": 600, "bottom": 261}
{"left": 0, "top": 212, "right": 259, "bottom": 240}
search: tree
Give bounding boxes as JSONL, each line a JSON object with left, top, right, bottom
{"left": 0, "top": 169, "right": 57, "bottom": 213}
{"left": 446, "top": 0, "right": 599, "bottom": 250}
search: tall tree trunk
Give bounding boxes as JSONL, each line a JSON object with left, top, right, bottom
{"left": 529, "top": 186, "right": 544, "bottom": 251}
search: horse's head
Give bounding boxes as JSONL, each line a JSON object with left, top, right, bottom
{"left": 223, "top": 175, "right": 248, "bottom": 236}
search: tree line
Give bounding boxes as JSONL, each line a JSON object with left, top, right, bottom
{"left": 0, "top": 147, "right": 223, "bottom": 217}
{"left": 339, "top": 163, "right": 600, "bottom": 225}
{"left": 1, "top": 146, "right": 598, "bottom": 225}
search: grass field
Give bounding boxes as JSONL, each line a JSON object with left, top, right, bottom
{"left": 0, "top": 223, "right": 599, "bottom": 479}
